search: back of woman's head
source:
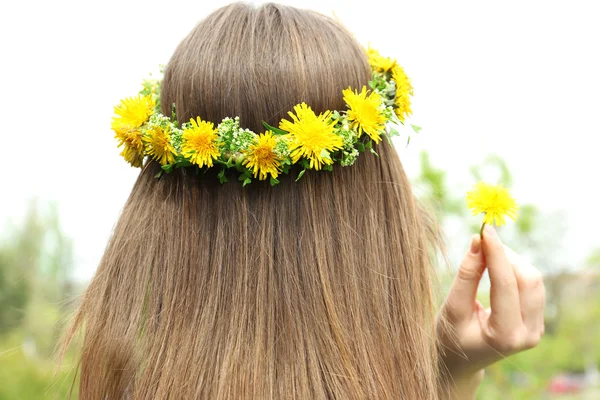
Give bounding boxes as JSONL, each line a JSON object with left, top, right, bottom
{"left": 65, "top": 3, "right": 442, "bottom": 399}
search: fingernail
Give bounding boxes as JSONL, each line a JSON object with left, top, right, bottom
{"left": 470, "top": 236, "right": 480, "bottom": 255}
{"left": 484, "top": 224, "right": 497, "bottom": 239}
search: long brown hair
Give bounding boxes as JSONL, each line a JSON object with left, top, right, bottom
{"left": 62, "top": 3, "right": 443, "bottom": 399}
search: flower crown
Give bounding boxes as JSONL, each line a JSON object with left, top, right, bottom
{"left": 111, "top": 48, "right": 419, "bottom": 186}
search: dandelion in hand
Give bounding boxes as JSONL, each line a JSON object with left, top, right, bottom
{"left": 466, "top": 182, "right": 518, "bottom": 232}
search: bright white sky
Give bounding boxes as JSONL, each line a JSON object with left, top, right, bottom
{"left": 1, "top": 0, "right": 598, "bottom": 281}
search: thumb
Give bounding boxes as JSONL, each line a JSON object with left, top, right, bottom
{"left": 444, "top": 235, "right": 486, "bottom": 321}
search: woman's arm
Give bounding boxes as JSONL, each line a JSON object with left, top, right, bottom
{"left": 438, "top": 225, "right": 546, "bottom": 398}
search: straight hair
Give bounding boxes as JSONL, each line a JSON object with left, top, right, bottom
{"left": 61, "top": 3, "right": 444, "bottom": 399}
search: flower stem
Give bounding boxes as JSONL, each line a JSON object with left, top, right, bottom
{"left": 479, "top": 222, "right": 486, "bottom": 239}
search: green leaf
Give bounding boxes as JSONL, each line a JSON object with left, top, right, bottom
{"left": 238, "top": 170, "right": 252, "bottom": 183}
{"left": 154, "top": 170, "right": 164, "bottom": 179}
{"left": 234, "top": 157, "right": 244, "bottom": 169}
{"left": 282, "top": 164, "right": 290, "bottom": 174}
{"left": 161, "top": 164, "right": 174, "bottom": 173}
{"left": 171, "top": 103, "right": 177, "bottom": 123}
{"left": 369, "top": 148, "right": 379, "bottom": 157}
{"left": 242, "top": 178, "right": 252, "bottom": 187}
{"left": 262, "top": 121, "right": 288, "bottom": 136}
{"left": 269, "top": 176, "right": 279, "bottom": 186}
{"left": 323, "top": 164, "right": 333, "bottom": 171}
{"left": 382, "top": 130, "right": 392, "bottom": 146}
{"left": 389, "top": 128, "right": 399, "bottom": 137}
{"left": 357, "top": 142, "right": 365, "bottom": 152}
{"left": 295, "top": 169, "right": 306, "bottom": 182}
{"left": 217, "top": 169, "right": 228, "bottom": 184}
{"left": 411, "top": 124, "right": 422, "bottom": 134}
{"left": 175, "top": 159, "right": 192, "bottom": 168}
{"left": 319, "top": 149, "right": 331, "bottom": 160}
{"left": 365, "top": 140, "right": 373, "bottom": 150}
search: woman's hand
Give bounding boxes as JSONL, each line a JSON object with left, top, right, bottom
{"left": 437, "top": 225, "right": 546, "bottom": 398}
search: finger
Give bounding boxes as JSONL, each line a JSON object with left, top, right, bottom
{"left": 444, "top": 235, "right": 485, "bottom": 321}
{"left": 482, "top": 225, "right": 522, "bottom": 329}
{"left": 515, "top": 262, "right": 546, "bottom": 347}
{"left": 475, "top": 300, "right": 490, "bottom": 318}
{"left": 476, "top": 302, "right": 491, "bottom": 320}
{"left": 476, "top": 302, "right": 491, "bottom": 331}
{"left": 504, "top": 245, "right": 546, "bottom": 334}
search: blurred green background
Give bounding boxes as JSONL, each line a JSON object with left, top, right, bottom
{"left": 1, "top": 151, "right": 597, "bottom": 399}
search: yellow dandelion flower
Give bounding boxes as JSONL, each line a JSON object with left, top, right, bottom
{"left": 181, "top": 117, "right": 222, "bottom": 168}
{"left": 366, "top": 46, "right": 397, "bottom": 73}
{"left": 143, "top": 124, "right": 176, "bottom": 166}
{"left": 391, "top": 65, "right": 413, "bottom": 122}
{"left": 111, "top": 95, "right": 155, "bottom": 133}
{"left": 279, "top": 103, "right": 342, "bottom": 170}
{"left": 466, "top": 182, "right": 519, "bottom": 227}
{"left": 242, "top": 131, "right": 282, "bottom": 180}
{"left": 111, "top": 95, "right": 155, "bottom": 167}
{"left": 116, "top": 131, "right": 145, "bottom": 167}
{"left": 343, "top": 86, "right": 387, "bottom": 143}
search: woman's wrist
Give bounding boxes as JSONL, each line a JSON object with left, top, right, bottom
{"left": 443, "top": 369, "right": 485, "bottom": 400}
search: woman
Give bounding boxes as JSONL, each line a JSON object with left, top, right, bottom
{"left": 62, "top": 3, "right": 545, "bottom": 399}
